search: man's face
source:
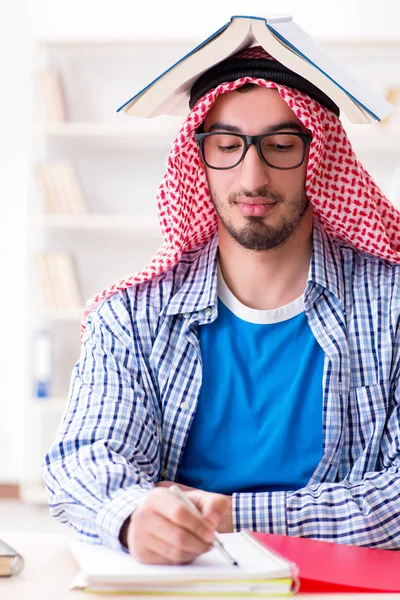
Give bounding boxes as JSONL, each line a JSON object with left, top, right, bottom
{"left": 201, "top": 86, "right": 311, "bottom": 251}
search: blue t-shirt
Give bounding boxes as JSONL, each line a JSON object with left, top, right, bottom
{"left": 176, "top": 267, "right": 325, "bottom": 494}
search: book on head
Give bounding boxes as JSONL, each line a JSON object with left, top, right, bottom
{"left": 117, "top": 13, "right": 393, "bottom": 124}
{"left": 69, "top": 531, "right": 298, "bottom": 595}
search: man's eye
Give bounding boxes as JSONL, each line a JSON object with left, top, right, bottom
{"left": 270, "top": 144, "right": 293, "bottom": 152}
{"left": 218, "top": 144, "right": 241, "bottom": 152}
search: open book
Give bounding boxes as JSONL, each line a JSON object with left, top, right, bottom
{"left": 69, "top": 531, "right": 298, "bottom": 595}
{"left": 117, "top": 13, "right": 393, "bottom": 124}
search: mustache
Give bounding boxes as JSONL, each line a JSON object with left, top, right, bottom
{"left": 228, "top": 186, "right": 283, "bottom": 204}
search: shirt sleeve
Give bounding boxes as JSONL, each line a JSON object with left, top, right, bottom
{"left": 232, "top": 389, "right": 400, "bottom": 548}
{"left": 42, "top": 297, "right": 160, "bottom": 551}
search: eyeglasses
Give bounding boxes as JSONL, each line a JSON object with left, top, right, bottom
{"left": 195, "top": 131, "right": 312, "bottom": 171}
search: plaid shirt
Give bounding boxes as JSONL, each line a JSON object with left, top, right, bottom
{"left": 43, "top": 219, "right": 400, "bottom": 550}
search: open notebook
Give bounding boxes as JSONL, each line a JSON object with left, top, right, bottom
{"left": 69, "top": 531, "right": 298, "bottom": 595}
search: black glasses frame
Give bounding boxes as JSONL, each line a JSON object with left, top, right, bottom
{"left": 195, "top": 131, "right": 312, "bottom": 171}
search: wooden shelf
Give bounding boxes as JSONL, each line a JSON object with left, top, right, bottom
{"left": 39, "top": 120, "right": 183, "bottom": 142}
{"left": 36, "top": 121, "right": 400, "bottom": 148}
{"left": 40, "top": 214, "right": 162, "bottom": 232}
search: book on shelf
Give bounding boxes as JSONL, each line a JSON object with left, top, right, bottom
{"left": 380, "top": 86, "right": 400, "bottom": 124}
{"left": 36, "top": 161, "right": 89, "bottom": 215}
{"left": 118, "top": 13, "right": 393, "bottom": 124}
{"left": 36, "top": 251, "right": 83, "bottom": 311}
{"left": 35, "top": 68, "right": 67, "bottom": 123}
{"left": 70, "top": 531, "right": 298, "bottom": 595}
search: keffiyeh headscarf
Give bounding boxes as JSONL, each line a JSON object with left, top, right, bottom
{"left": 81, "top": 48, "right": 400, "bottom": 337}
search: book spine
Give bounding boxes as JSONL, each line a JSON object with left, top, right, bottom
{"left": 35, "top": 69, "right": 67, "bottom": 123}
{"left": 63, "top": 162, "right": 89, "bottom": 214}
{"left": 57, "top": 162, "right": 78, "bottom": 214}
{"left": 36, "top": 162, "right": 57, "bottom": 214}
{"left": 52, "top": 163, "right": 72, "bottom": 214}
{"left": 36, "top": 252, "right": 58, "bottom": 309}
{"left": 45, "top": 253, "right": 65, "bottom": 309}
{"left": 55, "top": 252, "right": 83, "bottom": 309}
{"left": 380, "top": 87, "right": 400, "bottom": 125}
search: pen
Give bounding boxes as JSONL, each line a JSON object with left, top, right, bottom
{"left": 169, "top": 484, "right": 239, "bottom": 567}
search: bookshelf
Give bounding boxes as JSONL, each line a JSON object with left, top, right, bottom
{"left": 21, "top": 37, "right": 400, "bottom": 504}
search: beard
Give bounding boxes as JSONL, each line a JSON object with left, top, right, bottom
{"left": 210, "top": 185, "right": 310, "bottom": 251}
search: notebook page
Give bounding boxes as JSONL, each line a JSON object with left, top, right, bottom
{"left": 69, "top": 531, "right": 292, "bottom": 586}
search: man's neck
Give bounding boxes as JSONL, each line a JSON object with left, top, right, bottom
{"left": 217, "top": 218, "right": 313, "bottom": 311}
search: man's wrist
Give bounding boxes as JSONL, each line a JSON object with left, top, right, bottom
{"left": 217, "top": 495, "right": 233, "bottom": 533}
{"left": 95, "top": 486, "right": 151, "bottom": 552}
{"left": 119, "top": 514, "right": 131, "bottom": 549}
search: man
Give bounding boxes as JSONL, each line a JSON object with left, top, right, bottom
{"left": 43, "top": 43, "right": 400, "bottom": 566}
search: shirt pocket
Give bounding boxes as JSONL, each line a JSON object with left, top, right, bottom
{"left": 343, "top": 382, "right": 389, "bottom": 479}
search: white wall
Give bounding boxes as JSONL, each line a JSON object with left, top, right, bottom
{"left": 0, "top": 0, "right": 31, "bottom": 482}
{"left": 1, "top": 0, "right": 399, "bottom": 483}
{"left": 27, "top": 0, "right": 400, "bottom": 40}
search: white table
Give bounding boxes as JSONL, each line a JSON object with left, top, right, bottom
{"left": 1, "top": 532, "right": 399, "bottom": 600}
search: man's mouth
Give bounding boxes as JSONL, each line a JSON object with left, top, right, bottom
{"left": 236, "top": 199, "right": 277, "bottom": 217}
{"left": 234, "top": 194, "right": 277, "bottom": 214}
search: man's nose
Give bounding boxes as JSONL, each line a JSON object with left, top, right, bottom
{"left": 238, "top": 144, "right": 270, "bottom": 190}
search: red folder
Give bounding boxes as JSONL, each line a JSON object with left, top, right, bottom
{"left": 251, "top": 532, "right": 400, "bottom": 593}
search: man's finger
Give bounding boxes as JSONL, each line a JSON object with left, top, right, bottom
{"left": 131, "top": 543, "right": 181, "bottom": 565}
{"left": 146, "top": 526, "right": 211, "bottom": 564}
{"left": 129, "top": 510, "right": 209, "bottom": 564}
{"left": 149, "top": 488, "right": 215, "bottom": 544}
{"left": 156, "top": 480, "right": 196, "bottom": 492}
{"left": 186, "top": 490, "right": 230, "bottom": 529}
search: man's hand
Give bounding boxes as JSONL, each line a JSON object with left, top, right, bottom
{"left": 121, "top": 487, "right": 231, "bottom": 565}
{"left": 155, "top": 481, "right": 233, "bottom": 533}
{"left": 156, "top": 480, "right": 195, "bottom": 492}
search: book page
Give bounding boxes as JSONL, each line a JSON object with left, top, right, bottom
{"left": 69, "top": 531, "right": 291, "bottom": 586}
{"left": 269, "top": 20, "right": 392, "bottom": 120}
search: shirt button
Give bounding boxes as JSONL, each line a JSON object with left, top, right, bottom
{"left": 161, "top": 468, "right": 169, "bottom": 478}
{"left": 180, "top": 401, "right": 189, "bottom": 411}
{"left": 204, "top": 307, "right": 212, "bottom": 316}
{"left": 183, "top": 313, "right": 190, "bottom": 319}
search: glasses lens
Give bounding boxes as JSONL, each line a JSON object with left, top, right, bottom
{"left": 260, "top": 133, "right": 306, "bottom": 169}
{"left": 202, "top": 134, "right": 245, "bottom": 169}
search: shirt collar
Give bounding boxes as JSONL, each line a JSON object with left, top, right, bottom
{"left": 163, "top": 217, "right": 346, "bottom": 318}
{"left": 308, "top": 217, "right": 346, "bottom": 309}
{"left": 163, "top": 234, "right": 219, "bottom": 317}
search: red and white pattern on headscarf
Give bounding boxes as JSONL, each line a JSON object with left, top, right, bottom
{"left": 81, "top": 48, "right": 400, "bottom": 337}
